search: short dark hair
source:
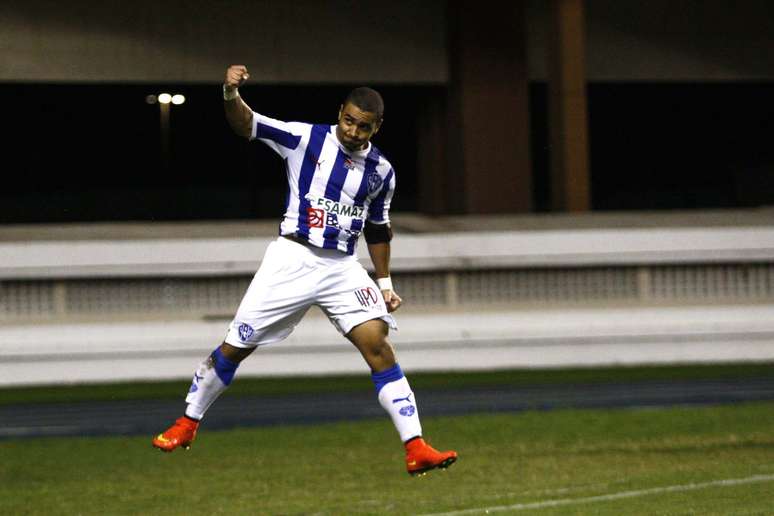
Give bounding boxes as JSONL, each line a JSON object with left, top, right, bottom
{"left": 344, "top": 87, "right": 384, "bottom": 120}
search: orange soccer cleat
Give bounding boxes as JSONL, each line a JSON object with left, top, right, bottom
{"left": 152, "top": 416, "right": 199, "bottom": 452}
{"left": 405, "top": 438, "right": 458, "bottom": 476}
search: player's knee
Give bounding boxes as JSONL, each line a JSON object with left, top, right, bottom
{"left": 218, "top": 342, "right": 254, "bottom": 363}
{"left": 368, "top": 338, "right": 396, "bottom": 363}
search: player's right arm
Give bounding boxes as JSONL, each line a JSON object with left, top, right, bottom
{"left": 223, "top": 64, "right": 305, "bottom": 158}
{"left": 224, "top": 65, "right": 253, "bottom": 139}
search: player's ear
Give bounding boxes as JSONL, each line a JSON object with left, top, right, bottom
{"left": 338, "top": 104, "right": 344, "bottom": 120}
{"left": 373, "top": 118, "right": 383, "bottom": 134}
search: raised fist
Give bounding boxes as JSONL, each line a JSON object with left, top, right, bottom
{"left": 225, "top": 65, "right": 250, "bottom": 91}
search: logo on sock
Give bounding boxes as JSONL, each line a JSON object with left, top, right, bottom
{"left": 237, "top": 323, "right": 254, "bottom": 342}
{"left": 392, "top": 393, "right": 413, "bottom": 404}
{"left": 399, "top": 405, "right": 416, "bottom": 417}
{"left": 188, "top": 372, "right": 204, "bottom": 393}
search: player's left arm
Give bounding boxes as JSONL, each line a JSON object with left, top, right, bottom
{"left": 367, "top": 165, "right": 398, "bottom": 311}
{"left": 365, "top": 223, "right": 401, "bottom": 313}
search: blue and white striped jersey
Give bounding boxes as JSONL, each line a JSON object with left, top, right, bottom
{"left": 250, "top": 111, "right": 396, "bottom": 255}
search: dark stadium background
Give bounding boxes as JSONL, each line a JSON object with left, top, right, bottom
{"left": 3, "top": 2, "right": 774, "bottom": 512}
{"left": 3, "top": 82, "right": 773, "bottom": 223}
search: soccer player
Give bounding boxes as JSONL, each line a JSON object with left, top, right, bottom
{"left": 153, "top": 65, "right": 458, "bottom": 476}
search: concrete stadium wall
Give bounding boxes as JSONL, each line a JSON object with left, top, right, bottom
{"left": 1, "top": 0, "right": 447, "bottom": 83}
{"left": 3, "top": 226, "right": 774, "bottom": 280}
{"left": 3, "top": 0, "right": 773, "bottom": 83}
{"left": 2, "top": 222, "right": 774, "bottom": 386}
{"left": 4, "top": 304, "right": 774, "bottom": 387}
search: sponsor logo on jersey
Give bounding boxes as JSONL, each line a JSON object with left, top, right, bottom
{"left": 344, "top": 157, "right": 355, "bottom": 170}
{"left": 306, "top": 194, "right": 365, "bottom": 219}
{"left": 367, "top": 172, "right": 383, "bottom": 194}
{"left": 399, "top": 405, "right": 416, "bottom": 417}
{"left": 307, "top": 207, "right": 324, "bottom": 228}
{"left": 238, "top": 323, "right": 254, "bottom": 342}
{"left": 354, "top": 286, "right": 379, "bottom": 308}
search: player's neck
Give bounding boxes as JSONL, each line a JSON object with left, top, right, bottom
{"left": 333, "top": 126, "right": 371, "bottom": 155}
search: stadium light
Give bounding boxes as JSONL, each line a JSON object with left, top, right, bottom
{"left": 146, "top": 93, "right": 185, "bottom": 105}
{"left": 148, "top": 92, "right": 185, "bottom": 171}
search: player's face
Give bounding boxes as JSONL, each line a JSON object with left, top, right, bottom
{"left": 336, "top": 103, "right": 381, "bottom": 152}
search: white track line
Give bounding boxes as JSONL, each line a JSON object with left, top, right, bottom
{"left": 423, "top": 474, "right": 774, "bottom": 515}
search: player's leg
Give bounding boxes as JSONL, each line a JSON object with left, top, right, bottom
{"left": 346, "top": 319, "right": 458, "bottom": 475}
{"left": 346, "top": 318, "right": 396, "bottom": 371}
{"left": 347, "top": 320, "right": 419, "bottom": 440}
{"left": 152, "top": 342, "right": 252, "bottom": 452}
{"left": 183, "top": 342, "right": 254, "bottom": 421}
{"left": 153, "top": 237, "right": 313, "bottom": 452}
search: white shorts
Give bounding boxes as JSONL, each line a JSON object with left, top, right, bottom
{"left": 224, "top": 236, "right": 397, "bottom": 348}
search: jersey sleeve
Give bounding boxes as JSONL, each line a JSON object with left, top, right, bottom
{"left": 367, "top": 168, "right": 396, "bottom": 225}
{"left": 250, "top": 112, "right": 304, "bottom": 158}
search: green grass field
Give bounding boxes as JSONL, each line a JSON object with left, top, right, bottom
{"left": 2, "top": 400, "right": 774, "bottom": 515}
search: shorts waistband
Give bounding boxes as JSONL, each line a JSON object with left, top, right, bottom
{"left": 281, "top": 234, "right": 313, "bottom": 248}
{"left": 279, "top": 234, "right": 355, "bottom": 261}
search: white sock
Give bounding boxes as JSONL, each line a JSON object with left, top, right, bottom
{"left": 377, "top": 376, "right": 423, "bottom": 442}
{"left": 184, "top": 348, "right": 238, "bottom": 420}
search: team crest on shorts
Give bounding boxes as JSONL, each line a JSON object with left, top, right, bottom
{"left": 367, "top": 172, "right": 383, "bottom": 195}
{"left": 238, "top": 323, "right": 254, "bottom": 341}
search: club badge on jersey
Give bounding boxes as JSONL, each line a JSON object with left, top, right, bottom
{"left": 367, "top": 172, "right": 383, "bottom": 195}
